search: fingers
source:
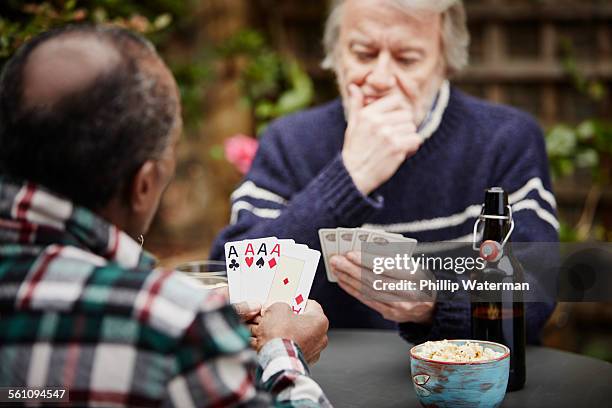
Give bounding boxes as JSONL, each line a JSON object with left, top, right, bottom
{"left": 308, "top": 352, "right": 321, "bottom": 365}
{"left": 362, "top": 92, "right": 410, "bottom": 115}
{"left": 346, "top": 251, "right": 361, "bottom": 265}
{"left": 263, "top": 301, "right": 293, "bottom": 316}
{"left": 303, "top": 299, "right": 323, "bottom": 315}
{"left": 249, "top": 337, "right": 258, "bottom": 350}
{"left": 374, "top": 111, "right": 415, "bottom": 127}
{"left": 330, "top": 255, "right": 362, "bottom": 280}
{"left": 336, "top": 253, "right": 419, "bottom": 302}
{"left": 233, "top": 301, "right": 262, "bottom": 322}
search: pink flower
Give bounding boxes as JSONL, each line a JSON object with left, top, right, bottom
{"left": 224, "top": 134, "right": 259, "bottom": 174}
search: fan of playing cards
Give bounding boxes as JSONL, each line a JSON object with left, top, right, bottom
{"left": 319, "top": 227, "right": 417, "bottom": 282}
{"left": 224, "top": 237, "right": 321, "bottom": 314}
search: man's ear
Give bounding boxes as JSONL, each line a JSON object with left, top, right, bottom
{"left": 129, "top": 160, "right": 158, "bottom": 214}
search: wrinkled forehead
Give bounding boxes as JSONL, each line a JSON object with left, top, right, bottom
{"left": 340, "top": 0, "right": 441, "bottom": 45}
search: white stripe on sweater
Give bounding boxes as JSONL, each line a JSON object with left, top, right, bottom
{"left": 230, "top": 201, "right": 282, "bottom": 225}
{"left": 512, "top": 199, "right": 559, "bottom": 230}
{"left": 362, "top": 204, "right": 483, "bottom": 233}
{"left": 508, "top": 177, "right": 557, "bottom": 209}
{"left": 231, "top": 181, "right": 288, "bottom": 205}
{"left": 363, "top": 178, "right": 556, "bottom": 233}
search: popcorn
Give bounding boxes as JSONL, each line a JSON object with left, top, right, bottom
{"left": 414, "top": 340, "right": 504, "bottom": 362}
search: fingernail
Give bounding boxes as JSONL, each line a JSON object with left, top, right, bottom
{"left": 246, "top": 301, "right": 261, "bottom": 311}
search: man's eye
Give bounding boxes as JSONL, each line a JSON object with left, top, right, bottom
{"left": 396, "top": 56, "right": 419, "bottom": 66}
{"left": 355, "top": 51, "right": 377, "bottom": 62}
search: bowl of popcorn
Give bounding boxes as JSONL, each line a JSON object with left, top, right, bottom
{"left": 410, "top": 339, "right": 510, "bottom": 408}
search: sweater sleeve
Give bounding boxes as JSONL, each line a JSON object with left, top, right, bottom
{"left": 399, "top": 111, "right": 558, "bottom": 345}
{"left": 210, "top": 122, "right": 383, "bottom": 260}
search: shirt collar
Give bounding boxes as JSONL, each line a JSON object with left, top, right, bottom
{"left": 417, "top": 79, "right": 450, "bottom": 141}
{"left": 0, "top": 176, "right": 156, "bottom": 270}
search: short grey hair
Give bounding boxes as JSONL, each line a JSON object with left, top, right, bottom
{"left": 322, "top": 0, "right": 470, "bottom": 75}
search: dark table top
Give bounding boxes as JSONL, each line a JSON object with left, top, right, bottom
{"left": 310, "top": 329, "right": 612, "bottom": 408}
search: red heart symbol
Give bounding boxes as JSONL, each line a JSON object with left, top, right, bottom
{"left": 245, "top": 257, "right": 253, "bottom": 267}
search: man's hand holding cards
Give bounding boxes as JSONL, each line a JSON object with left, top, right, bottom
{"left": 224, "top": 236, "right": 321, "bottom": 314}
{"left": 318, "top": 227, "right": 417, "bottom": 282}
{"left": 319, "top": 228, "right": 435, "bottom": 324}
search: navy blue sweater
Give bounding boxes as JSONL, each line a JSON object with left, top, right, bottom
{"left": 211, "top": 87, "right": 558, "bottom": 344}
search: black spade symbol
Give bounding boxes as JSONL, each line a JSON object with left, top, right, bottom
{"left": 256, "top": 257, "right": 265, "bottom": 268}
{"left": 229, "top": 259, "right": 239, "bottom": 271}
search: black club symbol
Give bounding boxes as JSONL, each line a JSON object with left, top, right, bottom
{"left": 229, "top": 259, "right": 239, "bottom": 271}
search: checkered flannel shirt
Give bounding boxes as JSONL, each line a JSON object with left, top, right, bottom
{"left": 0, "top": 177, "right": 331, "bottom": 407}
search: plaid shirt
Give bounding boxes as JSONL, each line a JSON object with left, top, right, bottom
{"left": 0, "top": 177, "right": 331, "bottom": 407}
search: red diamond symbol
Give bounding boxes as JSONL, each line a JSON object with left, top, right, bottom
{"left": 295, "top": 294, "right": 304, "bottom": 305}
{"left": 283, "top": 278, "right": 289, "bottom": 285}
{"left": 268, "top": 258, "right": 277, "bottom": 268}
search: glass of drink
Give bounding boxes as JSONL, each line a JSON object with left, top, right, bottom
{"left": 175, "top": 260, "right": 228, "bottom": 290}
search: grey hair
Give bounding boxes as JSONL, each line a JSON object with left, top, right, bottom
{"left": 322, "top": 0, "right": 470, "bottom": 75}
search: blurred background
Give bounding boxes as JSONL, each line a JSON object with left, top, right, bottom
{"left": 1, "top": 0, "right": 611, "bottom": 361}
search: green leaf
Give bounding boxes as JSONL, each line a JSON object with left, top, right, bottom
{"left": 64, "top": 0, "right": 77, "bottom": 11}
{"left": 587, "top": 81, "right": 606, "bottom": 101}
{"left": 558, "top": 158, "right": 575, "bottom": 177}
{"left": 275, "top": 61, "right": 314, "bottom": 115}
{"left": 546, "top": 125, "right": 577, "bottom": 157}
{"left": 254, "top": 101, "right": 275, "bottom": 119}
{"left": 153, "top": 13, "right": 172, "bottom": 30}
{"left": 209, "top": 144, "right": 224, "bottom": 161}
{"left": 576, "top": 120, "right": 596, "bottom": 141}
{"left": 92, "top": 8, "right": 108, "bottom": 23}
{"left": 558, "top": 221, "right": 578, "bottom": 242}
{"left": 575, "top": 148, "right": 599, "bottom": 168}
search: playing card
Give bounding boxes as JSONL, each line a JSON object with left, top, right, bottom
{"left": 266, "top": 244, "right": 320, "bottom": 314}
{"left": 240, "top": 237, "right": 279, "bottom": 302}
{"left": 337, "top": 228, "right": 355, "bottom": 255}
{"left": 351, "top": 228, "right": 372, "bottom": 252}
{"left": 318, "top": 228, "right": 339, "bottom": 282}
{"left": 362, "top": 230, "right": 417, "bottom": 273}
{"left": 224, "top": 240, "right": 245, "bottom": 303}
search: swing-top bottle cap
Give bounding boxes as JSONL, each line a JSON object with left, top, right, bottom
{"left": 483, "top": 187, "right": 508, "bottom": 216}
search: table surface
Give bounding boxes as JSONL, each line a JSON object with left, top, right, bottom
{"left": 310, "top": 330, "right": 612, "bottom": 408}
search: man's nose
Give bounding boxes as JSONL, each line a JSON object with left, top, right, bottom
{"left": 365, "top": 53, "right": 395, "bottom": 91}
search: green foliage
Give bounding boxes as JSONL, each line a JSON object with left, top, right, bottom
{"left": 546, "top": 35, "right": 612, "bottom": 242}
{"left": 559, "top": 38, "right": 607, "bottom": 102}
{"left": 547, "top": 120, "right": 612, "bottom": 182}
{"left": 218, "top": 29, "right": 314, "bottom": 135}
{"left": 0, "top": 0, "right": 211, "bottom": 134}
{"left": 0, "top": 1, "right": 181, "bottom": 63}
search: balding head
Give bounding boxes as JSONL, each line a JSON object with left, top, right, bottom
{"left": 23, "top": 34, "right": 121, "bottom": 110}
{"left": 0, "top": 25, "right": 180, "bottom": 210}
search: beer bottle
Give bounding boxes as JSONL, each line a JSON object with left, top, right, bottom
{"left": 471, "top": 187, "right": 526, "bottom": 391}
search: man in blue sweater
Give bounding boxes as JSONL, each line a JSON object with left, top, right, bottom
{"left": 212, "top": 0, "right": 558, "bottom": 343}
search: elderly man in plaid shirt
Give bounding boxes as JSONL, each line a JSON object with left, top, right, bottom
{"left": 0, "top": 26, "right": 331, "bottom": 407}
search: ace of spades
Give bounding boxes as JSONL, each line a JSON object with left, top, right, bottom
{"left": 241, "top": 237, "right": 280, "bottom": 302}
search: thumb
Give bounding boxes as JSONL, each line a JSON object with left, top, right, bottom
{"left": 234, "top": 301, "right": 262, "bottom": 322}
